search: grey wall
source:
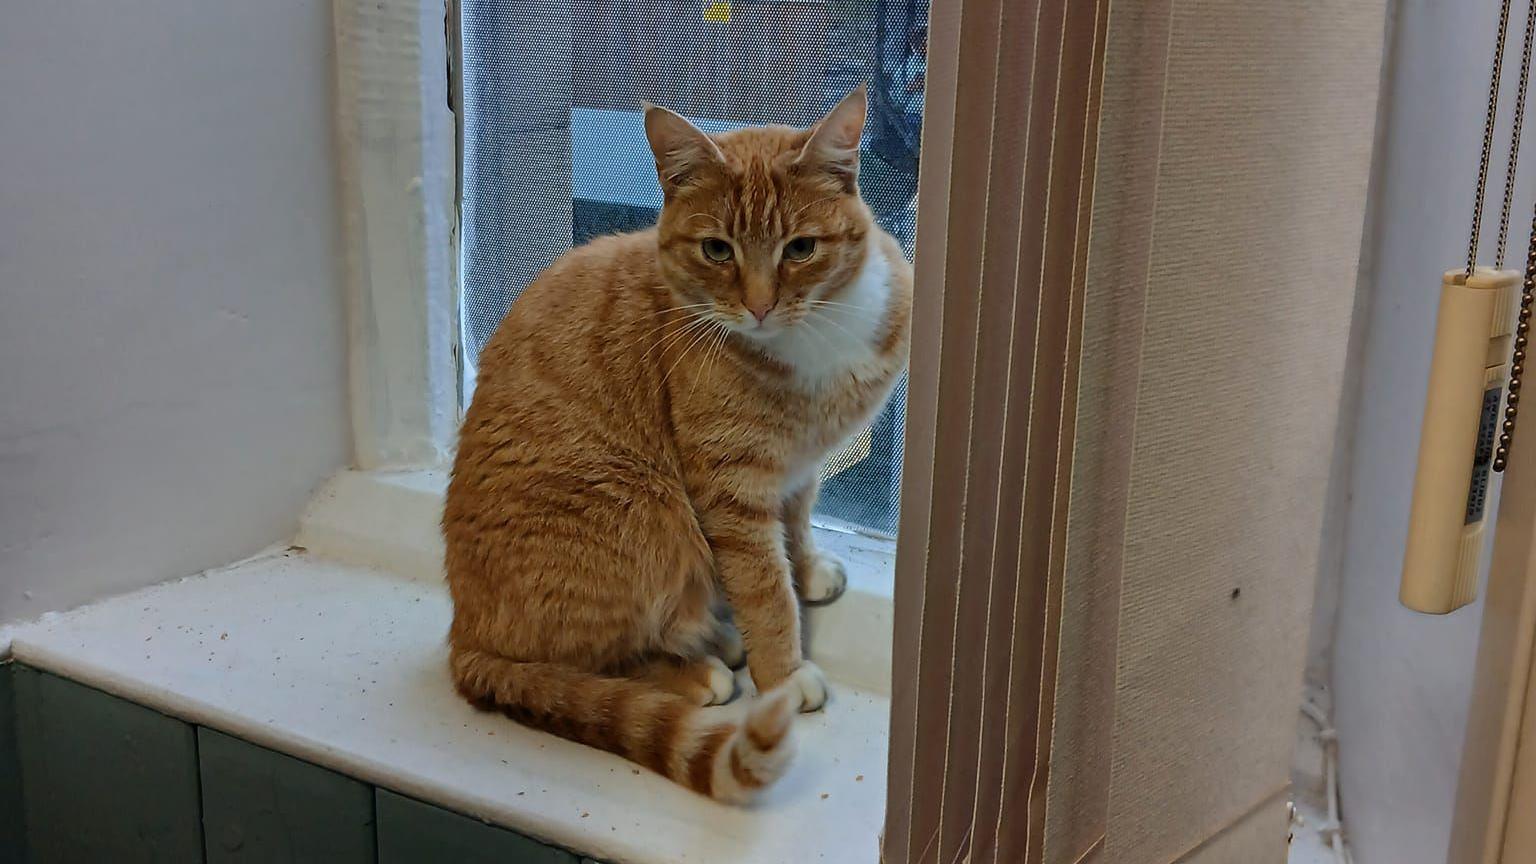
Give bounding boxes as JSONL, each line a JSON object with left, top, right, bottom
{"left": 1329, "top": 0, "right": 1536, "bottom": 861}
{"left": 0, "top": 1, "right": 349, "bottom": 624}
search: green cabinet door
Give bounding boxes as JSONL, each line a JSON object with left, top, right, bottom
{"left": 1, "top": 664, "right": 28, "bottom": 863}
{"left": 198, "top": 728, "right": 375, "bottom": 863}
{"left": 12, "top": 666, "right": 203, "bottom": 864}
{"left": 376, "top": 788, "right": 577, "bottom": 864}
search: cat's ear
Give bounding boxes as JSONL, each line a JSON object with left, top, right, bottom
{"left": 644, "top": 102, "right": 726, "bottom": 195}
{"left": 794, "top": 85, "right": 867, "bottom": 193}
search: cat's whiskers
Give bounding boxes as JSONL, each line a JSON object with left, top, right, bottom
{"left": 616, "top": 304, "right": 717, "bottom": 360}
{"left": 684, "top": 212, "right": 725, "bottom": 231}
{"left": 806, "top": 302, "right": 882, "bottom": 345}
{"left": 688, "top": 322, "right": 731, "bottom": 403}
{"left": 629, "top": 310, "right": 708, "bottom": 346}
{"left": 626, "top": 304, "right": 720, "bottom": 348}
{"left": 807, "top": 309, "right": 866, "bottom": 346}
{"left": 805, "top": 298, "right": 869, "bottom": 309}
{"left": 615, "top": 312, "right": 705, "bottom": 361}
{"left": 797, "top": 312, "right": 838, "bottom": 357}
{"left": 640, "top": 313, "right": 716, "bottom": 366}
{"left": 785, "top": 194, "right": 839, "bottom": 223}
{"left": 649, "top": 313, "right": 715, "bottom": 355}
{"left": 805, "top": 298, "right": 879, "bottom": 320}
{"left": 659, "top": 316, "right": 726, "bottom": 391}
{"left": 648, "top": 302, "right": 717, "bottom": 317}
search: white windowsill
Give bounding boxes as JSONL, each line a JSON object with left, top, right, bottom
{"left": 4, "top": 470, "right": 899, "bottom": 864}
{"left": 297, "top": 469, "right": 898, "bottom": 695}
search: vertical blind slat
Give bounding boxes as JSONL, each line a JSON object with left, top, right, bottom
{"left": 1042, "top": 0, "right": 1175, "bottom": 857}
{"left": 884, "top": 0, "right": 965, "bottom": 854}
{"left": 964, "top": 0, "right": 1046, "bottom": 855}
{"left": 930, "top": 0, "right": 1040, "bottom": 852}
{"left": 902, "top": 0, "right": 1004, "bottom": 844}
{"left": 886, "top": 0, "right": 1110, "bottom": 858}
{"left": 1016, "top": 2, "right": 1112, "bottom": 861}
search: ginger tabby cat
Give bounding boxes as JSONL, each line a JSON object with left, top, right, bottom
{"left": 444, "top": 87, "right": 912, "bottom": 802}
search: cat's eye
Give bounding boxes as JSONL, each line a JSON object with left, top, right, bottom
{"left": 701, "top": 238, "right": 734, "bottom": 263}
{"left": 783, "top": 237, "right": 817, "bottom": 261}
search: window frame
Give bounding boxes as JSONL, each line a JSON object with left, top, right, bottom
{"left": 333, "top": 0, "right": 461, "bottom": 471}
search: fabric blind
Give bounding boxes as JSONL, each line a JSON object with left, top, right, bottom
{"left": 884, "top": 0, "right": 1110, "bottom": 860}
{"left": 888, "top": 0, "right": 1386, "bottom": 860}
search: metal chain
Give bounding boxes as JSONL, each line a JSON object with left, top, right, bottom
{"left": 1495, "top": 218, "right": 1534, "bottom": 472}
{"left": 1471, "top": 0, "right": 1516, "bottom": 275}
{"left": 1499, "top": 0, "right": 1536, "bottom": 265}
{"left": 1495, "top": 1, "right": 1536, "bottom": 470}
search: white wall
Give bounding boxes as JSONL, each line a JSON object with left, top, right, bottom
{"left": 0, "top": 1, "right": 349, "bottom": 624}
{"left": 1329, "top": 0, "right": 1536, "bottom": 860}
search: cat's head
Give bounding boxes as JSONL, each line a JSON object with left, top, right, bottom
{"left": 644, "top": 87, "right": 874, "bottom": 338}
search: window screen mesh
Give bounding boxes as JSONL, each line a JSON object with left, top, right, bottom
{"left": 460, "top": 0, "right": 927, "bottom": 536}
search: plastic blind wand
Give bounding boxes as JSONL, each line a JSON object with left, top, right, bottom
{"left": 1401, "top": 0, "right": 1532, "bottom": 614}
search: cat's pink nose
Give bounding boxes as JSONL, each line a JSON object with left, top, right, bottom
{"left": 748, "top": 301, "right": 776, "bottom": 323}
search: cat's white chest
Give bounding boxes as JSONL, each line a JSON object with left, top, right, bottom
{"left": 762, "top": 245, "right": 892, "bottom": 384}
{"left": 765, "top": 243, "right": 903, "bottom": 493}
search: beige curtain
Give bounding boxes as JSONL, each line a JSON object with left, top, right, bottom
{"left": 886, "top": 0, "right": 1388, "bottom": 861}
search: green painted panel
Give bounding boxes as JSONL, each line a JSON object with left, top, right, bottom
{"left": 12, "top": 666, "right": 203, "bottom": 864}
{"left": 198, "top": 727, "right": 375, "bottom": 864}
{"left": 375, "top": 789, "right": 578, "bottom": 864}
{"left": 0, "top": 664, "right": 28, "bottom": 863}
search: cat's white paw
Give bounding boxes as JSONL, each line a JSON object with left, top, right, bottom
{"left": 800, "top": 557, "right": 848, "bottom": 606}
{"left": 703, "top": 655, "right": 738, "bottom": 706}
{"left": 777, "top": 661, "right": 828, "bottom": 713}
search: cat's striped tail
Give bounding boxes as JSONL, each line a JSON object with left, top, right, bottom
{"left": 449, "top": 648, "right": 795, "bottom": 803}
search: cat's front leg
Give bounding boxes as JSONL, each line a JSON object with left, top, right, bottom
{"left": 783, "top": 479, "right": 848, "bottom": 606}
{"left": 698, "top": 494, "right": 828, "bottom": 713}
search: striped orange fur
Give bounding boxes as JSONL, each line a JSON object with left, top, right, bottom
{"left": 444, "top": 87, "right": 912, "bottom": 801}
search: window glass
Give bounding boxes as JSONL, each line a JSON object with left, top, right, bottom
{"left": 461, "top": 0, "right": 928, "bottom": 535}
